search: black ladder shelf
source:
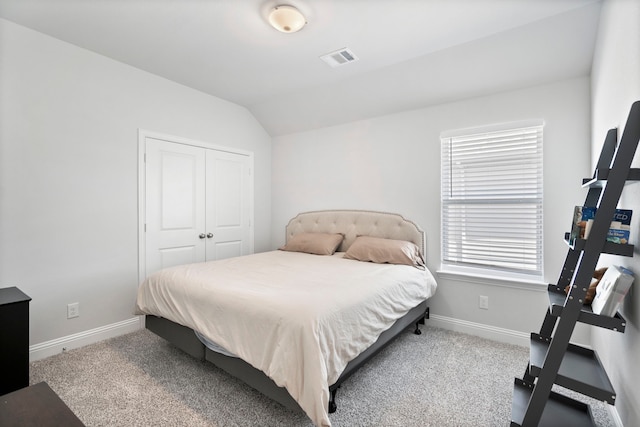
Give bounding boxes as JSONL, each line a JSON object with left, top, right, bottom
{"left": 510, "top": 100, "right": 640, "bottom": 427}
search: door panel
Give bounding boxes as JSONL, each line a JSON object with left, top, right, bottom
{"left": 212, "top": 241, "right": 243, "bottom": 260}
{"left": 145, "top": 138, "right": 206, "bottom": 275}
{"left": 206, "top": 150, "right": 251, "bottom": 261}
{"left": 160, "top": 246, "right": 200, "bottom": 269}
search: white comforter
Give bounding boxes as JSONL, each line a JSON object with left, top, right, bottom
{"left": 135, "top": 250, "right": 437, "bottom": 427}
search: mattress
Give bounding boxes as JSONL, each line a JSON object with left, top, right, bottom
{"left": 135, "top": 250, "right": 437, "bottom": 427}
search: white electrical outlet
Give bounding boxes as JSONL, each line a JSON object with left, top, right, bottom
{"left": 479, "top": 295, "right": 489, "bottom": 310}
{"left": 67, "top": 302, "right": 80, "bottom": 319}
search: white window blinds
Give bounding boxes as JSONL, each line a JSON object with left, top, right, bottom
{"left": 441, "top": 123, "right": 543, "bottom": 277}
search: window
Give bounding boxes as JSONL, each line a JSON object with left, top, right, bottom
{"left": 441, "top": 121, "right": 543, "bottom": 279}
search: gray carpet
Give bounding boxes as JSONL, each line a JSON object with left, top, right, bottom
{"left": 29, "top": 326, "right": 615, "bottom": 426}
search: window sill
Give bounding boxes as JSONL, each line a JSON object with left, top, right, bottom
{"left": 436, "top": 268, "right": 547, "bottom": 291}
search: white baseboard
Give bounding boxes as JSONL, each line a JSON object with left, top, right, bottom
{"left": 607, "top": 405, "right": 624, "bottom": 427}
{"left": 29, "top": 316, "right": 144, "bottom": 362}
{"left": 428, "top": 314, "right": 530, "bottom": 347}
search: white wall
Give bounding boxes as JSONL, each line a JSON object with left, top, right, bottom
{"left": 0, "top": 18, "right": 271, "bottom": 351}
{"left": 590, "top": 1, "right": 640, "bottom": 426}
{"left": 272, "top": 77, "right": 592, "bottom": 345}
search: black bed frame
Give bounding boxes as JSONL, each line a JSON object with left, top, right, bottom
{"left": 146, "top": 300, "right": 429, "bottom": 413}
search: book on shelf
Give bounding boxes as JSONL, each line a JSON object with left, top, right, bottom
{"left": 606, "top": 209, "right": 632, "bottom": 244}
{"left": 569, "top": 206, "right": 596, "bottom": 241}
{"left": 591, "top": 265, "right": 634, "bottom": 317}
{"left": 569, "top": 206, "right": 632, "bottom": 244}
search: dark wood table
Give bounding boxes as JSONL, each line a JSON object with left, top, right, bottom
{"left": 0, "top": 382, "right": 85, "bottom": 426}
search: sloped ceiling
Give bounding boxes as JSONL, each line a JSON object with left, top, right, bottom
{"left": 0, "top": 0, "right": 602, "bottom": 136}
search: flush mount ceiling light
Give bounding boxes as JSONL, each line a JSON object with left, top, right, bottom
{"left": 268, "top": 5, "right": 306, "bottom": 33}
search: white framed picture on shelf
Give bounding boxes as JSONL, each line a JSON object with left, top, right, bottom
{"left": 592, "top": 265, "right": 634, "bottom": 317}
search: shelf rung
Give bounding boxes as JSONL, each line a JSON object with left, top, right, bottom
{"left": 582, "top": 168, "right": 640, "bottom": 187}
{"left": 529, "top": 333, "right": 616, "bottom": 404}
{"left": 564, "top": 237, "right": 634, "bottom": 257}
{"left": 511, "top": 379, "right": 596, "bottom": 427}
{"left": 547, "top": 285, "right": 627, "bottom": 332}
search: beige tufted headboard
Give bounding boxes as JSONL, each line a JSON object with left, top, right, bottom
{"left": 285, "top": 210, "right": 426, "bottom": 258}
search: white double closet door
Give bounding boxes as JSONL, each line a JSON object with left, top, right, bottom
{"left": 143, "top": 136, "right": 253, "bottom": 277}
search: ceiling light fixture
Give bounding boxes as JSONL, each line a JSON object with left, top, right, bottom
{"left": 268, "top": 5, "right": 306, "bottom": 33}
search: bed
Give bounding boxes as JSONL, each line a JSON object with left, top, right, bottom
{"left": 135, "top": 210, "right": 437, "bottom": 427}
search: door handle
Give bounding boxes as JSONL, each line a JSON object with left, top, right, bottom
{"left": 199, "top": 233, "right": 206, "bottom": 239}
{"left": 207, "top": 233, "right": 214, "bottom": 238}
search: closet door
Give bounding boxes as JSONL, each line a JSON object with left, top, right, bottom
{"left": 145, "top": 138, "right": 206, "bottom": 275}
{"left": 206, "top": 150, "right": 252, "bottom": 260}
{"left": 143, "top": 135, "right": 253, "bottom": 277}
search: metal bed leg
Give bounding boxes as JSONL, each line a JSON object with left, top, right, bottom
{"left": 414, "top": 322, "right": 422, "bottom": 335}
{"left": 328, "top": 387, "right": 338, "bottom": 413}
{"left": 414, "top": 306, "right": 429, "bottom": 335}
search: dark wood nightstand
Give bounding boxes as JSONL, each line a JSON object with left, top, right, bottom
{"left": 0, "top": 382, "right": 85, "bottom": 426}
{"left": 0, "top": 286, "right": 31, "bottom": 395}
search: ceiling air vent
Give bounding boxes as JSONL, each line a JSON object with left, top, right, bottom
{"left": 320, "top": 48, "right": 359, "bottom": 68}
